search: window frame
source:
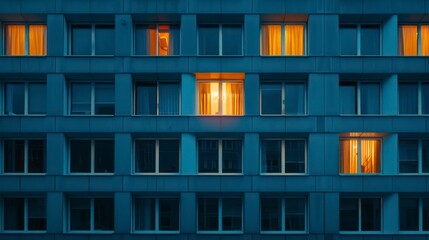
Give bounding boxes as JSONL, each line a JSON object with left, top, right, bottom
{"left": 3, "top": 81, "right": 47, "bottom": 116}
{"left": 68, "top": 139, "right": 114, "bottom": 175}
{"left": 133, "top": 23, "right": 181, "bottom": 56}
{"left": 398, "top": 81, "right": 429, "bottom": 115}
{"left": 339, "top": 23, "right": 382, "bottom": 56}
{"left": 2, "top": 139, "right": 46, "bottom": 175}
{"left": 398, "top": 139, "right": 429, "bottom": 174}
{"left": 339, "top": 80, "right": 382, "bottom": 115}
{"left": 260, "top": 22, "right": 307, "bottom": 56}
{"left": 197, "top": 23, "right": 244, "bottom": 56}
{"left": 197, "top": 139, "right": 243, "bottom": 175}
{"left": 399, "top": 197, "right": 429, "bottom": 233}
{"left": 2, "top": 22, "right": 47, "bottom": 56}
{"left": 339, "top": 197, "right": 383, "bottom": 233}
{"left": 339, "top": 137, "right": 382, "bottom": 175}
{"left": 260, "top": 138, "right": 307, "bottom": 175}
{"left": 68, "top": 23, "right": 115, "bottom": 56}
{"left": 259, "top": 80, "right": 307, "bottom": 115}
{"left": 68, "top": 80, "right": 115, "bottom": 116}
{"left": 398, "top": 24, "right": 428, "bottom": 56}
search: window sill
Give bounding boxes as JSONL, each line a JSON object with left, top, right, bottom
{"left": 339, "top": 173, "right": 382, "bottom": 176}
{"left": 3, "top": 114, "right": 47, "bottom": 117}
{"left": 260, "top": 173, "right": 307, "bottom": 176}
{"left": 2, "top": 173, "right": 47, "bottom": 176}
{"left": 260, "top": 231, "right": 307, "bottom": 234}
{"left": 65, "top": 55, "right": 115, "bottom": 57}
{"left": 132, "top": 231, "right": 180, "bottom": 234}
{"left": 260, "top": 114, "right": 307, "bottom": 116}
{"left": 133, "top": 172, "right": 181, "bottom": 176}
{"left": 339, "top": 231, "right": 383, "bottom": 234}
{"left": 197, "top": 231, "right": 243, "bottom": 234}
{"left": 1, "top": 231, "right": 47, "bottom": 234}
{"left": 68, "top": 114, "right": 115, "bottom": 117}
{"left": 67, "top": 173, "right": 115, "bottom": 176}
{"left": 198, "top": 173, "right": 243, "bottom": 176}
{"left": 66, "top": 231, "right": 114, "bottom": 234}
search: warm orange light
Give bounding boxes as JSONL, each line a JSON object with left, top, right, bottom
{"left": 285, "top": 25, "right": 304, "bottom": 56}
{"left": 5, "top": 24, "right": 46, "bottom": 56}
{"left": 399, "top": 25, "right": 418, "bottom": 56}
{"left": 340, "top": 139, "right": 380, "bottom": 174}
{"left": 261, "top": 25, "right": 281, "bottom": 56}
{"left": 5, "top": 25, "right": 25, "bottom": 56}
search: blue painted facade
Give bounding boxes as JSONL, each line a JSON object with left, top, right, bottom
{"left": 0, "top": 0, "right": 428, "bottom": 239}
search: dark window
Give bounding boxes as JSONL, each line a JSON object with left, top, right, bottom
{"left": 284, "top": 198, "right": 306, "bottom": 231}
{"left": 4, "top": 198, "right": 24, "bottom": 230}
{"left": 28, "top": 83, "right": 46, "bottom": 114}
{"left": 339, "top": 82, "right": 357, "bottom": 114}
{"left": 4, "top": 140, "right": 25, "bottom": 173}
{"left": 261, "top": 83, "right": 282, "bottom": 114}
{"left": 340, "top": 82, "right": 380, "bottom": 115}
{"left": 399, "top": 198, "right": 419, "bottom": 231}
{"left": 198, "top": 197, "right": 242, "bottom": 232}
{"left": 340, "top": 198, "right": 359, "bottom": 231}
{"left": 159, "top": 198, "right": 180, "bottom": 231}
{"left": 135, "top": 198, "right": 155, "bottom": 230}
{"left": 94, "top": 198, "right": 114, "bottom": 231}
{"left": 71, "top": 25, "right": 114, "bottom": 55}
{"left": 159, "top": 140, "right": 180, "bottom": 173}
{"left": 340, "top": 25, "right": 357, "bottom": 55}
{"left": 340, "top": 198, "right": 381, "bottom": 232}
{"left": 198, "top": 140, "right": 242, "bottom": 174}
{"left": 399, "top": 140, "right": 418, "bottom": 173}
{"left": 5, "top": 82, "right": 46, "bottom": 115}
{"left": 423, "top": 141, "right": 429, "bottom": 173}
{"left": 222, "top": 25, "right": 242, "bottom": 55}
{"left": 260, "top": 197, "right": 306, "bottom": 232}
{"left": 4, "top": 140, "right": 46, "bottom": 173}
{"left": 261, "top": 140, "right": 306, "bottom": 174}
{"left": 399, "top": 83, "right": 418, "bottom": 114}
{"left": 70, "top": 140, "right": 91, "bottom": 173}
{"left": 70, "top": 198, "right": 90, "bottom": 231}
{"left": 261, "top": 140, "right": 281, "bottom": 173}
{"left": 423, "top": 198, "right": 429, "bottom": 231}
{"left": 94, "top": 140, "right": 114, "bottom": 173}
{"left": 222, "top": 140, "right": 242, "bottom": 173}
{"left": 261, "top": 82, "right": 305, "bottom": 115}
{"left": 135, "top": 140, "right": 156, "bottom": 173}
{"left": 360, "top": 83, "right": 380, "bottom": 114}
{"left": 72, "top": 25, "right": 92, "bottom": 55}
{"left": 199, "top": 24, "right": 242, "bottom": 56}
{"left": 94, "top": 83, "right": 115, "bottom": 115}
{"left": 198, "top": 140, "right": 219, "bottom": 173}
{"left": 135, "top": 82, "right": 179, "bottom": 115}
{"left": 361, "top": 25, "right": 380, "bottom": 55}
{"left": 222, "top": 198, "right": 242, "bottom": 231}
{"left": 70, "top": 140, "right": 114, "bottom": 173}
{"left": 71, "top": 82, "right": 115, "bottom": 115}
{"left": 199, "top": 25, "right": 219, "bottom": 55}
{"left": 361, "top": 198, "right": 381, "bottom": 231}
{"left": 261, "top": 198, "right": 281, "bottom": 231}
{"left": 94, "top": 25, "right": 115, "bottom": 55}
{"left": 4, "top": 197, "right": 46, "bottom": 231}
{"left": 69, "top": 197, "right": 113, "bottom": 231}
{"left": 340, "top": 25, "right": 380, "bottom": 55}
{"left": 28, "top": 140, "right": 46, "bottom": 173}
{"left": 135, "top": 139, "right": 179, "bottom": 174}
{"left": 71, "top": 83, "right": 91, "bottom": 115}
{"left": 198, "top": 198, "right": 218, "bottom": 231}
{"left": 28, "top": 198, "right": 47, "bottom": 231}
{"left": 284, "top": 140, "right": 305, "bottom": 174}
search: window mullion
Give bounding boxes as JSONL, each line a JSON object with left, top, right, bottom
{"left": 281, "top": 140, "right": 286, "bottom": 174}
{"left": 155, "top": 198, "right": 159, "bottom": 231}
{"left": 219, "top": 25, "right": 222, "bottom": 56}
{"left": 219, "top": 81, "right": 222, "bottom": 115}
{"left": 282, "top": 83, "right": 286, "bottom": 115}
{"left": 24, "top": 198, "right": 28, "bottom": 231}
{"left": 91, "top": 140, "right": 95, "bottom": 173}
{"left": 281, "top": 198, "right": 286, "bottom": 232}
{"left": 418, "top": 82, "right": 422, "bottom": 115}
{"left": 90, "top": 198, "right": 94, "bottom": 231}
{"left": 357, "top": 82, "right": 361, "bottom": 115}
{"left": 418, "top": 25, "right": 422, "bottom": 56}
{"left": 357, "top": 25, "right": 361, "bottom": 56}
{"left": 24, "top": 140, "right": 29, "bottom": 173}
{"left": 24, "top": 82, "right": 29, "bottom": 115}
{"left": 91, "top": 82, "right": 95, "bottom": 115}
{"left": 357, "top": 140, "right": 362, "bottom": 174}
{"left": 157, "top": 82, "right": 160, "bottom": 115}
{"left": 282, "top": 25, "right": 286, "bottom": 56}
{"left": 91, "top": 25, "right": 96, "bottom": 56}
{"left": 418, "top": 140, "right": 423, "bottom": 173}
{"left": 219, "top": 140, "right": 222, "bottom": 174}
{"left": 25, "top": 25, "right": 29, "bottom": 56}
{"left": 155, "top": 140, "right": 160, "bottom": 173}
{"left": 358, "top": 198, "right": 362, "bottom": 231}
{"left": 156, "top": 25, "right": 159, "bottom": 56}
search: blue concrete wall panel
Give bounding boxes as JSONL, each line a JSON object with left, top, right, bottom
{"left": 324, "top": 15, "right": 339, "bottom": 56}
{"left": 114, "top": 192, "right": 131, "bottom": 233}
{"left": 47, "top": 74, "right": 66, "bottom": 116}
{"left": 393, "top": 58, "right": 426, "bottom": 73}
{"left": 0, "top": 0, "right": 20, "bottom": 13}
{"left": 182, "top": 74, "right": 196, "bottom": 115}
{"left": 195, "top": 58, "right": 221, "bottom": 72}
{"left": 55, "top": 117, "right": 91, "bottom": 132}
{"left": 21, "top": 176, "right": 55, "bottom": 192}
{"left": 0, "top": 58, "right": 21, "bottom": 73}
{"left": 220, "top": 176, "right": 252, "bottom": 192}
{"left": 308, "top": 134, "right": 325, "bottom": 175}
{"left": 362, "top": 58, "right": 393, "bottom": 73}
{"left": 47, "top": 192, "right": 63, "bottom": 233}
{"left": 188, "top": 117, "right": 221, "bottom": 132}
{"left": 188, "top": 176, "right": 221, "bottom": 192}
{"left": 308, "top": 74, "right": 325, "bottom": 115}
{"left": 252, "top": 0, "right": 285, "bottom": 13}
{"left": 244, "top": 15, "right": 260, "bottom": 56}
{"left": 124, "top": 58, "right": 157, "bottom": 72}
{"left": 90, "top": 58, "right": 123, "bottom": 73}
{"left": 221, "top": 0, "right": 252, "bottom": 14}
{"left": 252, "top": 177, "right": 285, "bottom": 192}
{"left": 391, "top": 0, "right": 425, "bottom": 13}
{"left": 309, "top": 193, "right": 324, "bottom": 233}
{"left": 156, "top": 117, "right": 189, "bottom": 132}
{"left": 115, "top": 15, "right": 132, "bottom": 56}
{"left": 332, "top": 117, "right": 364, "bottom": 132}
{"left": 89, "top": 117, "right": 123, "bottom": 133}
{"left": 122, "top": 176, "right": 157, "bottom": 192}
{"left": 252, "top": 117, "right": 286, "bottom": 132}
{"left": 252, "top": 57, "right": 286, "bottom": 73}
{"left": 180, "top": 192, "right": 196, "bottom": 233}
{"left": 115, "top": 74, "right": 132, "bottom": 116}
{"left": 393, "top": 117, "right": 426, "bottom": 132}
{"left": 382, "top": 75, "right": 398, "bottom": 115}
{"left": 20, "top": 0, "right": 55, "bottom": 13}
{"left": 122, "top": 117, "right": 157, "bottom": 132}
{"left": 362, "top": 177, "right": 392, "bottom": 192}
{"left": 308, "top": 15, "right": 324, "bottom": 56}
{"left": 324, "top": 193, "right": 339, "bottom": 233}
{"left": 181, "top": 15, "right": 197, "bottom": 56}
{"left": 89, "top": 176, "right": 123, "bottom": 192}
{"left": 0, "top": 176, "right": 20, "bottom": 191}
{"left": 384, "top": 193, "right": 399, "bottom": 234}
{"left": 244, "top": 133, "right": 259, "bottom": 175}
{"left": 20, "top": 57, "right": 55, "bottom": 73}
{"left": 56, "top": 0, "right": 91, "bottom": 13}
{"left": 393, "top": 177, "right": 427, "bottom": 192}
{"left": 316, "top": 57, "right": 332, "bottom": 72}
{"left": 20, "top": 118, "right": 54, "bottom": 132}
{"left": 157, "top": 58, "right": 190, "bottom": 72}
{"left": 325, "top": 134, "right": 339, "bottom": 175}
{"left": 189, "top": 0, "right": 221, "bottom": 13}
{"left": 221, "top": 58, "right": 252, "bottom": 73}
{"left": 285, "top": 176, "right": 316, "bottom": 192}
{"left": 115, "top": 133, "right": 132, "bottom": 175}
{"left": 156, "top": 177, "right": 189, "bottom": 192}
{"left": 363, "top": 117, "right": 393, "bottom": 132}
{"left": 47, "top": 14, "right": 66, "bottom": 56}
{"left": 332, "top": 177, "right": 363, "bottom": 192}
{"left": 181, "top": 133, "right": 197, "bottom": 174}
{"left": 56, "top": 58, "right": 90, "bottom": 72}
{"left": 55, "top": 176, "right": 90, "bottom": 192}
{"left": 383, "top": 16, "right": 398, "bottom": 56}
{"left": 0, "top": 117, "right": 21, "bottom": 133}
{"left": 220, "top": 117, "right": 252, "bottom": 132}
{"left": 339, "top": 58, "right": 363, "bottom": 73}
{"left": 363, "top": 0, "right": 391, "bottom": 14}
{"left": 244, "top": 74, "right": 259, "bottom": 116}
{"left": 90, "top": 0, "right": 123, "bottom": 13}
{"left": 383, "top": 133, "right": 398, "bottom": 175}
{"left": 244, "top": 192, "right": 259, "bottom": 234}
{"left": 285, "top": 58, "right": 316, "bottom": 73}
{"left": 285, "top": 0, "right": 319, "bottom": 13}
{"left": 315, "top": 176, "right": 333, "bottom": 192}
{"left": 47, "top": 133, "right": 66, "bottom": 175}
{"left": 339, "top": 0, "right": 363, "bottom": 14}
{"left": 324, "top": 74, "right": 339, "bottom": 115}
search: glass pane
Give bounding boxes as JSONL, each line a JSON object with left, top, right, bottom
{"left": 399, "top": 83, "right": 418, "bottom": 114}
{"left": 136, "top": 83, "right": 157, "bottom": 115}
{"left": 222, "top": 140, "right": 242, "bottom": 173}
{"left": 28, "top": 83, "right": 46, "bottom": 114}
{"left": 340, "top": 25, "right": 357, "bottom": 55}
{"left": 423, "top": 141, "right": 429, "bottom": 173}
{"left": 28, "top": 25, "right": 47, "bottom": 56}
{"left": 159, "top": 198, "right": 180, "bottom": 231}
{"left": 360, "top": 140, "right": 381, "bottom": 174}
{"left": 159, "top": 140, "right": 180, "bottom": 173}
{"left": 399, "top": 140, "right": 418, "bottom": 173}
{"left": 261, "top": 25, "right": 282, "bottom": 56}
{"left": 285, "top": 83, "right": 305, "bottom": 115}
{"left": 70, "top": 198, "right": 90, "bottom": 231}
{"left": 423, "top": 198, "right": 429, "bottom": 231}
{"left": 222, "top": 25, "right": 242, "bottom": 55}
{"left": 285, "top": 24, "right": 305, "bottom": 56}
{"left": 28, "top": 140, "right": 46, "bottom": 173}
{"left": 72, "top": 25, "right": 92, "bottom": 55}
{"left": 5, "top": 83, "right": 25, "bottom": 115}
{"left": 285, "top": 198, "right": 306, "bottom": 231}
{"left": 260, "top": 198, "right": 281, "bottom": 231}
{"left": 158, "top": 25, "right": 180, "bottom": 56}
{"left": 95, "top": 83, "right": 115, "bottom": 115}
{"left": 361, "top": 25, "right": 380, "bottom": 55}
{"left": 360, "top": 83, "right": 380, "bottom": 114}
{"left": 159, "top": 83, "right": 179, "bottom": 115}
{"left": 198, "top": 140, "right": 219, "bottom": 173}
{"left": 198, "top": 198, "right": 218, "bottom": 231}
{"left": 422, "top": 83, "right": 429, "bottom": 114}
{"left": 222, "top": 198, "right": 242, "bottom": 231}
{"left": 285, "top": 140, "right": 305, "bottom": 173}
{"left": 222, "top": 82, "right": 243, "bottom": 115}
{"left": 135, "top": 198, "right": 155, "bottom": 230}
{"left": 422, "top": 25, "right": 429, "bottom": 56}
{"left": 95, "top": 25, "right": 115, "bottom": 55}
{"left": 94, "top": 140, "right": 114, "bottom": 173}
{"left": 261, "top": 140, "right": 281, "bottom": 173}
{"left": 361, "top": 198, "right": 381, "bottom": 231}
{"left": 199, "top": 25, "right": 219, "bottom": 55}
{"left": 135, "top": 24, "right": 156, "bottom": 55}
{"left": 340, "top": 198, "right": 359, "bottom": 231}
{"left": 71, "top": 83, "right": 91, "bottom": 115}
{"left": 399, "top": 25, "right": 418, "bottom": 56}
{"left": 5, "top": 25, "right": 26, "bottom": 55}
{"left": 28, "top": 198, "right": 46, "bottom": 230}
{"left": 261, "top": 83, "right": 282, "bottom": 114}
{"left": 70, "top": 140, "right": 91, "bottom": 173}
{"left": 4, "top": 198, "right": 24, "bottom": 230}
{"left": 4, "top": 140, "right": 25, "bottom": 173}
{"left": 340, "top": 83, "right": 357, "bottom": 114}
{"left": 399, "top": 198, "right": 419, "bottom": 231}
{"left": 94, "top": 198, "right": 114, "bottom": 231}
{"left": 135, "top": 140, "right": 156, "bottom": 173}
{"left": 199, "top": 82, "right": 219, "bottom": 115}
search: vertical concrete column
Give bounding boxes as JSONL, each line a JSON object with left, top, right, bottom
{"left": 0, "top": 80, "right": 3, "bottom": 114}
{"left": 181, "top": 133, "right": 196, "bottom": 175}
{"left": 47, "top": 74, "right": 66, "bottom": 116}
{"left": 47, "top": 192, "right": 63, "bottom": 233}
{"left": 244, "top": 133, "right": 259, "bottom": 175}
{"left": 115, "top": 74, "right": 132, "bottom": 116}
{"left": 383, "top": 133, "right": 398, "bottom": 174}
{"left": 308, "top": 15, "right": 339, "bottom": 56}
{"left": 180, "top": 192, "right": 196, "bottom": 233}
{"left": 308, "top": 133, "right": 325, "bottom": 175}
{"left": 115, "top": 133, "right": 132, "bottom": 175}
{"left": 384, "top": 193, "right": 399, "bottom": 234}
{"left": 115, "top": 14, "right": 132, "bottom": 56}
{"left": 181, "top": 15, "right": 197, "bottom": 56}
{"left": 308, "top": 74, "right": 339, "bottom": 116}
{"left": 324, "top": 193, "right": 339, "bottom": 233}
{"left": 115, "top": 192, "right": 131, "bottom": 233}
{"left": 244, "top": 192, "right": 259, "bottom": 233}
{"left": 181, "top": 73, "right": 196, "bottom": 115}
{"left": 383, "top": 15, "right": 398, "bottom": 56}
{"left": 47, "top": 14, "right": 66, "bottom": 56}
{"left": 244, "top": 15, "right": 260, "bottom": 56}
{"left": 309, "top": 193, "right": 324, "bottom": 233}
{"left": 382, "top": 74, "right": 398, "bottom": 115}
{"left": 244, "top": 74, "right": 259, "bottom": 116}
{"left": 47, "top": 133, "right": 66, "bottom": 175}
{"left": 325, "top": 133, "right": 339, "bottom": 175}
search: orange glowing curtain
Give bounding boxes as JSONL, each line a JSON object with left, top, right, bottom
{"left": 421, "top": 25, "right": 429, "bottom": 56}
{"left": 158, "top": 25, "right": 170, "bottom": 56}
{"left": 340, "top": 140, "right": 358, "bottom": 174}
{"left": 199, "top": 82, "right": 220, "bottom": 115}
{"left": 5, "top": 25, "right": 25, "bottom": 56}
{"left": 147, "top": 25, "right": 157, "bottom": 55}
{"left": 285, "top": 25, "right": 304, "bottom": 56}
{"left": 223, "top": 82, "right": 243, "bottom": 115}
{"left": 360, "top": 140, "right": 380, "bottom": 173}
{"left": 29, "top": 25, "right": 47, "bottom": 56}
{"left": 261, "top": 25, "right": 281, "bottom": 55}
{"left": 399, "top": 25, "right": 418, "bottom": 56}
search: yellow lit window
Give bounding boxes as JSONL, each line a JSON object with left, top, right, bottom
{"left": 5, "top": 24, "right": 47, "bottom": 56}
{"left": 261, "top": 24, "right": 305, "bottom": 56}
{"left": 399, "top": 24, "right": 429, "bottom": 56}
{"left": 340, "top": 139, "right": 381, "bottom": 174}
{"left": 135, "top": 24, "right": 180, "bottom": 56}
{"left": 197, "top": 73, "right": 244, "bottom": 115}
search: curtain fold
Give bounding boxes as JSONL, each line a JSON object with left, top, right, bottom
{"left": 399, "top": 25, "right": 418, "bottom": 56}
{"left": 340, "top": 140, "right": 358, "bottom": 174}
{"left": 5, "top": 25, "right": 25, "bottom": 56}
{"left": 158, "top": 25, "right": 170, "bottom": 56}
{"left": 198, "top": 83, "right": 212, "bottom": 114}
{"left": 285, "top": 25, "right": 304, "bottom": 56}
{"left": 159, "top": 83, "right": 179, "bottom": 115}
{"left": 261, "top": 25, "right": 281, "bottom": 56}
{"left": 223, "top": 82, "right": 243, "bottom": 115}
{"left": 361, "top": 140, "right": 380, "bottom": 173}
{"left": 421, "top": 25, "right": 429, "bottom": 56}
{"left": 29, "top": 25, "right": 47, "bottom": 56}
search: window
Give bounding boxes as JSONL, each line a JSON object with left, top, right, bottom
{"left": 399, "top": 197, "right": 429, "bottom": 231}
{"left": 260, "top": 197, "right": 306, "bottom": 233}
{"left": 198, "top": 79, "right": 243, "bottom": 115}
{"left": 3, "top": 140, "right": 46, "bottom": 174}
{"left": 261, "top": 24, "right": 305, "bottom": 56}
{"left": 399, "top": 25, "right": 429, "bottom": 56}
{"left": 4, "top": 24, "right": 46, "bottom": 56}
{"left": 69, "top": 140, "right": 114, "bottom": 174}
{"left": 134, "top": 139, "right": 180, "bottom": 174}
{"left": 68, "top": 197, "right": 114, "bottom": 232}
{"left": 70, "top": 82, "right": 115, "bottom": 115}
{"left": 2, "top": 197, "right": 46, "bottom": 232}
{"left": 399, "top": 82, "right": 429, "bottom": 114}
{"left": 4, "top": 82, "right": 46, "bottom": 115}
{"left": 198, "top": 197, "right": 242, "bottom": 233}
{"left": 339, "top": 82, "right": 380, "bottom": 115}
{"left": 71, "top": 24, "right": 114, "bottom": 55}
{"left": 340, "top": 25, "right": 380, "bottom": 55}
{"left": 199, "top": 24, "right": 242, "bottom": 56}
{"left": 134, "top": 81, "right": 180, "bottom": 115}
{"left": 198, "top": 140, "right": 242, "bottom": 174}
{"left": 399, "top": 140, "right": 429, "bottom": 173}
{"left": 340, "top": 198, "right": 381, "bottom": 232}
{"left": 134, "top": 197, "right": 179, "bottom": 232}
{"left": 261, "top": 140, "right": 306, "bottom": 174}
{"left": 135, "top": 24, "right": 180, "bottom": 56}
{"left": 340, "top": 138, "right": 381, "bottom": 174}
{"left": 261, "top": 82, "right": 305, "bottom": 115}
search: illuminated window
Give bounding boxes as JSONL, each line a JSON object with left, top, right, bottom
{"left": 260, "top": 197, "right": 306, "bottom": 233}
{"left": 261, "top": 24, "right": 305, "bottom": 56}
{"left": 339, "top": 81, "right": 380, "bottom": 115}
{"left": 70, "top": 81, "right": 115, "bottom": 115}
{"left": 71, "top": 24, "right": 114, "bottom": 55}
{"left": 198, "top": 197, "right": 242, "bottom": 233}
{"left": 198, "top": 139, "right": 242, "bottom": 174}
{"left": 399, "top": 25, "right": 429, "bottom": 56}
{"left": 399, "top": 197, "right": 429, "bottom": 231}
{"left": 69, "top": 140, "right": 114, "bottom": 174}
{"left": 134, "top": 139, "right": 180, "bottom": 174}
{"left": 340, "top": 138, "right": 381, "bottom": 174}
{"left": 4, "top": 24, "right": 46, "bottom": 56}
{"left": 135, "top": 24, "right": 180, "bottom": 56}
{"left": 340, "top": 198, "right": 381, "bottom": 232}
{"left": 4, "top": 81, "right": 46, "bottom": 115}
{"left": 199, "top": 24, "right": 242, "bottom": 56}
{"left": 68, "top": 197, "right": 114, "bottom": 232}
{"left": 134, "top": 197, "right": 180, "bottom": 232}
{"left": 4, "top": 140, "right": 46, "bottom": 174}
{"left": 3, "top": 197, "right": 46, "bottom": 232}
{"left": 340, "top": 24, "right": 380, "bottom": 56}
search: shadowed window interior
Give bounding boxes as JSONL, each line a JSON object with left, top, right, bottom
{"left": 339, "top": 81, "right": 380, "bottom": 115}
{"left": 5, "top": 82, "right": 46, "bottom": 115}
{"left": 69, "top": 197, "right": 114, "bottom": 232}
{"left": 399, "top": 197, "right": 429, "bottom": 232}
{"left": 340, "top": 139, "right": 381, "bottom": 174}
{"left": 3, "top": 197, "right": 46, "bottom": 231}
{"left": 198, "top": 197, "right": 242, "bottom": 232}
{"left": 134, "top": 197, "right": 179, "bottom": 232}
{"left": 71, "top": 24, "right": 114, "bottom": 55}
{"left": 5, "top": 24, "right": 46, "bottom": 56}
{"left": 70, "top": 81, "right": 115, "bottom": 115}
{"left": 135, "top": 139, "right": 180, "bottom": 174}
{"left": 135, "top": 24, "right": 180, "bottom": 56}
{"left": 399, "top": 81, "right": 429, "bottom": 115}
{"left": 340, "top": 24, "right": 380, "bottom": 56}
{"left": 70, "top": 140, "right": 114, "bottom": 174}
{"left": 135, "top": 81, "right": 180, "bottom": 115}
{"left": 261, "top": 139, "right": 306, "bottom": 174}
{"left": 4, "top": 140, "right": 46, "bottom": 174}
{"left": 198, "top": 139, "right": 242, "bottom": 174}
{"left": 261, "top": 82, "right": 305, "bottom": 115}
{"left": 340, "top": 197, "right": 381, "bottom": 232}
{"left": 399, "top": 25, "right": 429, "bottom": 56}
{"left": 399, "top": 139, "right": 429, "bottom": 174}
{"left": 199, "top": 24, "right": 242, "bottom": 56}
{"left": 260, "top": 197, "right": 306, "bottom": 232}
{"left": 261, "top": 24, "right": 305, "bottom": 56}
